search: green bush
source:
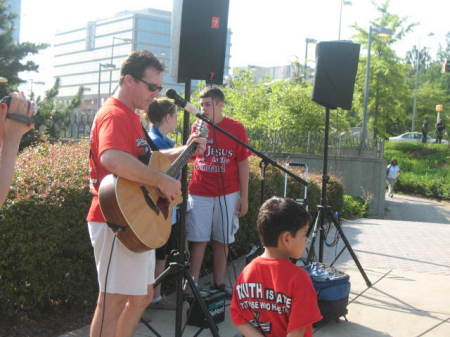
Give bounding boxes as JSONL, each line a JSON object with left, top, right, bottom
{"left": 0, "top": 141, "right": 96, "bottom": 321}
{"left": 385, "top": 142, "right": 449, "bottom": 200}
{"left": 342, "top": 194, "right": 369, "bottom": 219}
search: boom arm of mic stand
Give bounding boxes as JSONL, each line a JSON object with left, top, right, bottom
{"left": 195, "top": 113, "right": 308, "bottom": 187}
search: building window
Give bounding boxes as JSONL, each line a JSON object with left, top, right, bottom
{"left": 86, "top": 22, "right": 96, "bottom": 50}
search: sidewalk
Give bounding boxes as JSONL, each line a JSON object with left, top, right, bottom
{"left": 61, "top": 216, "right": 450, "bottom": 337}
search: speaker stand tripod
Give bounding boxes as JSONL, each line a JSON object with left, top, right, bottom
{"left": 305, "top": 107, "right": 372, "bottom": 288}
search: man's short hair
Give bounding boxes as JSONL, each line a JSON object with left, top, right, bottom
{"left": 199, "top": 86, "right": 225, "bottom": 103}
{"left": 120, "top": 50, "right": 164, "bottom": 85}
{"left": 146, "top": 98, "right": 176, "bottom": 125}
{"left": 257, "top": 197, "right": 311, "bottom": 247}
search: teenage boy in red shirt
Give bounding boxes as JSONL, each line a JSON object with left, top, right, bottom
{"left": 186, "top": 86, "right": 250, "bottom": 294}
{"left": 230, "top": 197, "right": 322, "bottom": 337}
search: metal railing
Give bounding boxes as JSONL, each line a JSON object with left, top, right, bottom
{"left": 248, "top": 129, "right": 384, "bottom": 159}
{"left": 66, "top": 116, "right": 384, "bottom": 159}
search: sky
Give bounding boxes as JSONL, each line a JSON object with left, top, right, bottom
{"left": 17, "top": 0, "right": 450, "bottom": 95}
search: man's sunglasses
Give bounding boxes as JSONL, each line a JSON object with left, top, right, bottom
{"left": 136, "top": 78, "right": 163, "bottom": 92}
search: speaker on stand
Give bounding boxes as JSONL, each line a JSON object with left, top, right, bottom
{"left": 307, "top": 41, "right": 372, "bottom": 287}
{"left": 171, "top": 0, "right": 230, "bottom": 85}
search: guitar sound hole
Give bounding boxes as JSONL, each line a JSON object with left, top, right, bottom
{"left": 157, "top": 198, "right": 170, "bottom": 219}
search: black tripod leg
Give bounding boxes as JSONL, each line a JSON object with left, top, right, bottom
{"left": 183, "top": 269, "right": 220, "bottom": 337}
{"left": 141, "top": 262, "right": 184, "bottom": 337}
{"left": 326, "top": 208, "right": 372, "bottom": 287}
{"left": 141, "top": 319, "right": 163, "bottom": 337}
{"left": 306, "top": 206, "right": 324, "bottom": 264}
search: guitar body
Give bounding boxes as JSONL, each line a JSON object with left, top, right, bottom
{"left": 99, "top": 151, "right": 181, "bottom": 252}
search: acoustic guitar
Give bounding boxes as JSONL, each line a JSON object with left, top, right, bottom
{"left": 99, "top": 121, "right": 208, "bottom": 252}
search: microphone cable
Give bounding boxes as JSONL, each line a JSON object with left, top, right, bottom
{"left": 97, "top": 230, "right": 119, "bottom": 337}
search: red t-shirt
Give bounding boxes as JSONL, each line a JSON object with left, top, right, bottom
{"left": 188, "top": 116, "right": 251, "bottom": 197}
{"left": 230, "top": 257, "right": 322, "bottom": 337}
{"left": 87, "top": 98, "right": 151, "bottom": 222}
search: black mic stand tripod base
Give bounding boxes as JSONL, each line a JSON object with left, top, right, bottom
{"left": 140, "top": 251, "right": 220, "bottom": 337}
{"left": 305, "top": 106, "right": 372, "bottom": 288}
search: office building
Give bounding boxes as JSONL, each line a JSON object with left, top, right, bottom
{"left": 53, "top": 8, "right": 231, "bottom": 113}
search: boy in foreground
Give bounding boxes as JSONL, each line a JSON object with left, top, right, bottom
{"left": 230, "top": 197, "right": 322, "bottom": 337}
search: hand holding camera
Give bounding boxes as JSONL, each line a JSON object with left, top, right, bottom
{"left": 0, "top": 92, "right": 35, "bottom": 144}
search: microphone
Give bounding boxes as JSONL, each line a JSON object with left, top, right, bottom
{"left": 165, "top": 89, "right": 202, "bottom": 116}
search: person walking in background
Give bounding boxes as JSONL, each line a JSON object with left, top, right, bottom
{"left": 435, "top": 120, "right": 445, "bottom": 144}
{"left": 386, "top": 159, "right": 400, "bottom": 198}
{"left": 421, "top": 120, "right": 428, "bottom": 143}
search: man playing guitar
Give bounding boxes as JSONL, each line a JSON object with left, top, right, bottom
{"left": 87, "top": 50, "right": 205, "bottom": 337}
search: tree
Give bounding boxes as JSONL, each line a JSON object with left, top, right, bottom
{"left": 0, "top": 0, "right": 48, "bottom": 97}
{"left": 352, "top": 0, "right": 416, "bottom": 138}
{"left": 20, "top": 78, "right": 85, "bottom": 148}
{"left": 416, "top": 32, "right": 450, "bottom": 133}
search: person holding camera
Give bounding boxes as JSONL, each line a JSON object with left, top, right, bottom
{"left": 0, "top": 92, "right": 35, "bottom": 205}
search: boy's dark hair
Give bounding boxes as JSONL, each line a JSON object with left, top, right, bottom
{"left": 257, "top": 197, "right": 311, "bottom": 247}
{"left": 146, "top": 98, "right": 176, "bottom": 125}
{"left": 120, "top": 50, "right": 164, "bottom": 85}
{"left": 199, "top": 86, "right": 225, "bottom": 103}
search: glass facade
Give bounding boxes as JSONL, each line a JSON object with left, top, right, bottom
{"left": 6, "top": 0, "right": 21, "bottom": 42}
{"left": 53, "top": 8, "right": 231, "bottom": 113}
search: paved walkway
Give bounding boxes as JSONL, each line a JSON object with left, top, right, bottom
{"left": 61, "top": 194, "right": 450, "bottom": 337}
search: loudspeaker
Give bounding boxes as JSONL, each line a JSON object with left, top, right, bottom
{"left": 312, "top": 41, "right": 360, "bottom": 110}
{"left": 171, "top": 0, "right": 230, "bottom": 84}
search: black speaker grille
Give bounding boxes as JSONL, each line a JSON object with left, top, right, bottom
{"left": 312, "top": 41, "right": 360, "bottom": 110}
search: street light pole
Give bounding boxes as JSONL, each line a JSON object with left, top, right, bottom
{"left": 338, "top": 0, "right": 352, "bottom": 40}
{"left": 360, "top": 26, "right": 393, "bottom": 148}
{"left": 108, "top": 37, "right": 132, "bottom": 95}
{"left": 98, "top": 63, "right": 115, "bottom": 110}
{"left": 411, "top": 55, "right": 420, "bottom": 131}
{"left": 360, "top": 26, "right": 373, "bottom": 148}
{"left": 411, "top": 32, "right": 434, "bottom": 132}
{"left": 28, "top": 79, "right": 45, "bottom": 97}
{"left": 304, "top": 38, "right": 317, "bottom": 81}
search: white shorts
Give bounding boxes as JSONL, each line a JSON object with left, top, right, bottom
{"left": 87, "top": 222, "right": 155, "bottom": 296}
{"left": 186, "top": 192, "right": 240, "bottom": 244}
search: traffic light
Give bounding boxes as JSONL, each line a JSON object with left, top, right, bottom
{"left": 442, "top": 59, "right": 450, "bottom": 73}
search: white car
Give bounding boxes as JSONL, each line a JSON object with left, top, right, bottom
{"left": 389, "top": 132, "right": 448, "bottom": 144}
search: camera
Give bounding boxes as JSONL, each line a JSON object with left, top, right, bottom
{"left": 1, "top": 95, "right": 38, "bottom": 125}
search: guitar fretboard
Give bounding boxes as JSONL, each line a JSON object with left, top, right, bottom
{"left": 165, "top": 142, "right": 197, "bottom": 178}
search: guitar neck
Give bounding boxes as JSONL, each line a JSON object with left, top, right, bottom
{"left": 166, "top": 142, "right": 197, "bottom": 178}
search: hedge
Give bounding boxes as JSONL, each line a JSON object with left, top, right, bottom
{"left": 1, "top": 141, "right": 345, "bottom": 320}
{"left": 0, "top": 141, "right": 96, "bottom": 321}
